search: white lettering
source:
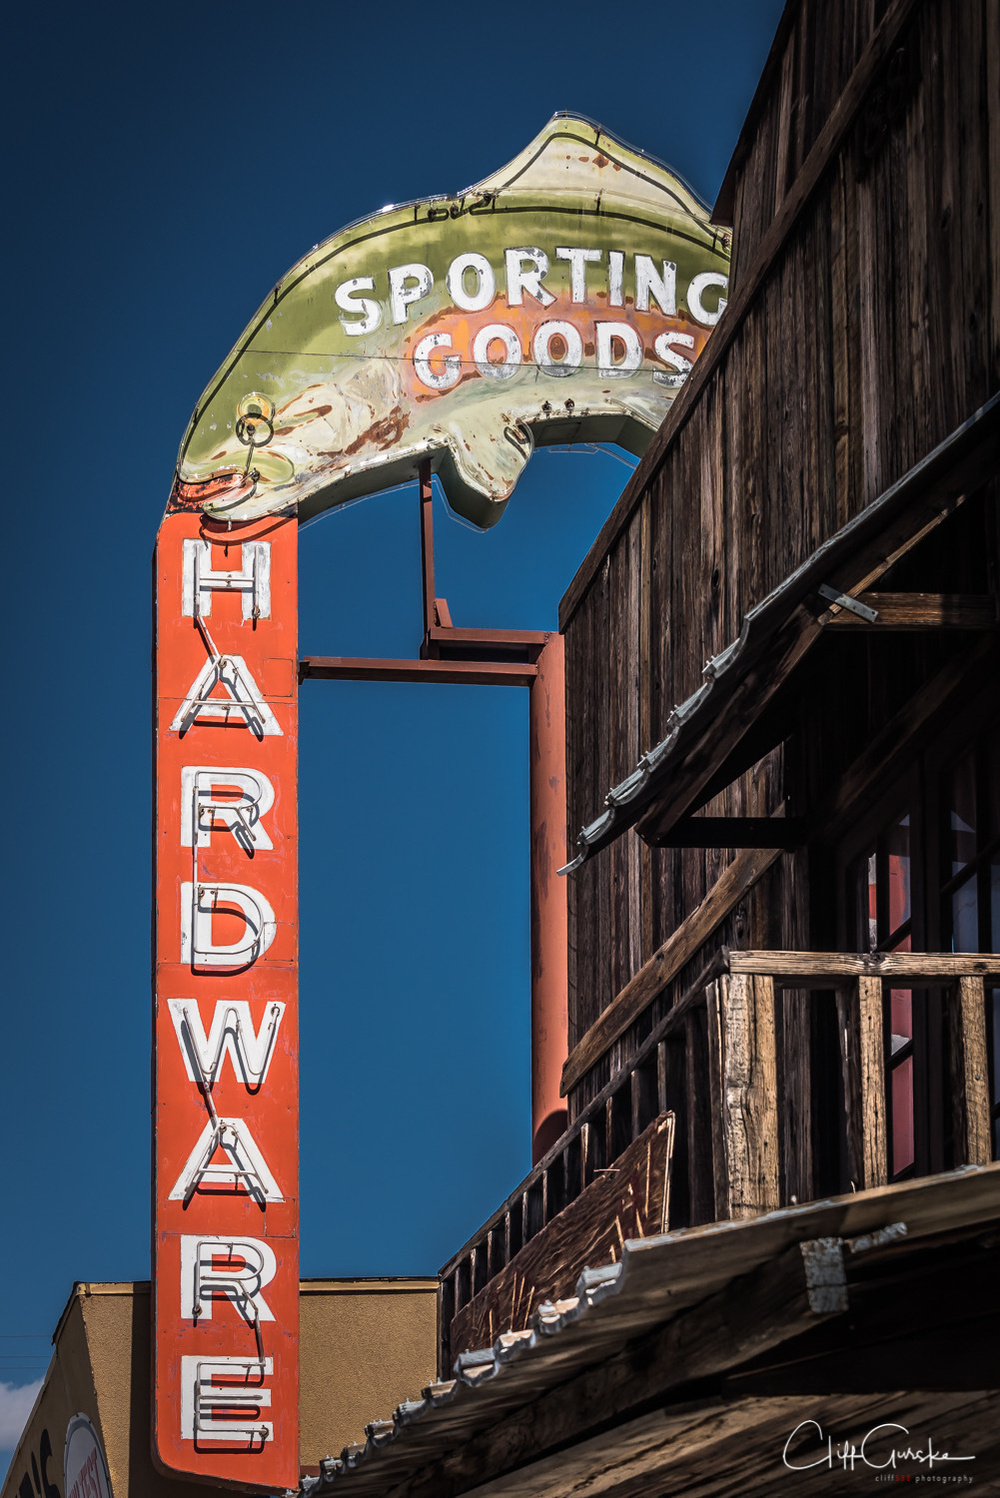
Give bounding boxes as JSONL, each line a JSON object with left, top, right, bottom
{"left": 181, "top": 1235, "right": 277, "bottom": 1323}
{"left": 389, "top": 262, "right": 433, "bottom": 325}
{"left": 170, "top": 655, "right": 283, "bottom": 738}
{"left": 168, "top": 999, "right": 285, "bottom": 1088}
{"left": 688, "top": 271, "right": 729, "bottom": 326}
{"left": 181, "top": 766, "right": 274, "bottom": 852}
{"left": 182, "top": 540, "right": 270, "bottom": 621}
{"left": 635, "top": 256, "right": 677, "bottom": 315}
{"left": 472, "top": 324, "right": 522, "bottom": 380}
{"left": 335, "top": 276, "right": 381, "bottom": 336}
{"left": 652, "top": 330, "right": 695, "bottom": 386}
{"left": 181, "top": 881, "right": 277, "bottom": 968}
{"left": 532, "top": 320, "right": 583, "bottom": 378}
{"left": 504, "top": 247, "right": 555, "bottom": 307}
{"left": 596, "top": 321, "right": 643, "bottom": 378}
{"left": 181, "top": 1356, "right": 273, "bottom": 1445}
{"left": 412, "top": 333, "right": 462, "bottom": 392}
{"left": 446, "top": 252, "right": 495, "bottom": 312}
{"left": 555, "top": 246, "right": 601, "bottom": 304}
{"left": 608, "top": 250, "right": 624, "bottom": 307}
{"left": 169, "top": 1117, "right": 284, "bottom": 1204}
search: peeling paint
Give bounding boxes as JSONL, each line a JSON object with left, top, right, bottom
{"left": 173, "top": 114, "right": 729, "bottom": 530}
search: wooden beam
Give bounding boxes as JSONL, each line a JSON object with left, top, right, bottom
{"left": 559, "top": 0, "right": 924, "bottom": 631}
{"left": 560, "top": 845, "right": 783, "bottom": 1096}
{"left": 396, "top": 1243, "right": 850, "bottom": 1498}
{"left": 646, "top": 816, "right": 805, "bottom": 849}
{"left": 952, "top": 975, "right": 993, "bottom": 1168}
{"left": 821, "top": 592, "right": 998, "bottom": 629}
{"left": 857, "top": 976, "right": 889, "bottom": 1190}
{"left": 299, "top": 657, "right": 536, "bottom": 687}
{"left": 725, "top": 950, "right": 1000, "bottom": 986}
{"left": 635, "top": 479, "right": 986, "bottom": 852}
{"left": 448, "top": 1114, "right": 674, "bottom": 1358}
{"left": 717, "top": 974, "right": 781, "bottom": 1218}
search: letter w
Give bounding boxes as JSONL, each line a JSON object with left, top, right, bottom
{"left": 168, "top": 999, "right": 284, "bottom": 1089}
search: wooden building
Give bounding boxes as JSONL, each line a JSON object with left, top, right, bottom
{"left": 304, "top": 0, "right": 1000, "bottom": 1492}
{"left": 9, "top": 1, "right": 995, "bottom": 1495}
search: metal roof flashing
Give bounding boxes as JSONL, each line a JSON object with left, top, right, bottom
{"left": 559, "top": 393, "right": 1000, "bottom": 874}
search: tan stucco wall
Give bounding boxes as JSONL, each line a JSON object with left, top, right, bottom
{"left": 299, "top": 1278, "right": 438, "bottom": 1465}
{"left": 2, "top": 1278, "right": 438, "bottom": 1497}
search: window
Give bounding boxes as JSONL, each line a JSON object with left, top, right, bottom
{"left": 851, "top": 811, "right": 916, "bottom": 1178}
{"left": 839, "top": 700, "right": 1000, "bottom": 1184}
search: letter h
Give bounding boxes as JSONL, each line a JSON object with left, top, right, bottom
{"left": 183, "top": 539, "right": 271, "bottom": 621}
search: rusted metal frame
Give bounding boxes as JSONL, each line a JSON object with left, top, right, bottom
{"left": 427, "top": 626, "right": 550, "bottom": 647}
{"left": 298, "top": 657, "right": 536, "bottom": 686}
{"left": 419, "top": 459, "right": 437, "bottom": 650}
{"left": 530, "top": 634, "right": 569, "bottom": 1164}
{"left": 307, "top": 478, "right": 570, "bottom": 1174}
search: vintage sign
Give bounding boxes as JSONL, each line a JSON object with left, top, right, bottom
{"left": 64, "top": 1415, "right": 114, "bottom": 1498}
{"left": 153, "top": 114, "right": 728, "bottom": 1491}
{"left": 153, "top": 514, "right": 299, "bottom": 1490}
{"left": 171, "top": 113, "right": 730, "bottom": 530}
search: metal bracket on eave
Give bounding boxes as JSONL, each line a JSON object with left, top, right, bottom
{"left": 800, "top": 1221, "right": 908, "bottom": 1315}
{"left": 800, "top": 1237, "right": 848, "bottom": 1314}
{"left": 817, "top": 584, "right": 879, "bottom": 622}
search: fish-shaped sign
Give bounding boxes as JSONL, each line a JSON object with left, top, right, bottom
{"left": 171, "top": 114, "right": 730, "bottom": 529}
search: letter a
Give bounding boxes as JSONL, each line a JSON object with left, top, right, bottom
{"left": 170, "top": 655, "right": 282, "bottom": 738}
{"left": 169, "top": 1117, "right": 284, "bottom": 1205}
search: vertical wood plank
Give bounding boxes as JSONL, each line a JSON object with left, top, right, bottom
{"left": 719, "top": 974, "right": 782, "bottom": 1217}
{"left": 656, "top": 1040, "right": 669, "bottom": 1115}
{"left": 686, "top": 1007, "right": 717, "bottom": 1226}
{"left": 952, "top": 975, "right": 992, "bottom": 1166}
{"left": 988, "top": 0, "right": 1000, "bottom": 390}
{"left": 705, "top": 981, "right": 730, "bottom": 1220}
{"left": 857, "top": 974, "right": 889, "bottom": 1188}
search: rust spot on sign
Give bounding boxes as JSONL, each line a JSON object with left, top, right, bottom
{"left": 168, "top": 469, "right": 255, "bottom": 513}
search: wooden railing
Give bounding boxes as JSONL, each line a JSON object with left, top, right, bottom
{"left": 438, "top": 948, "right": 998, "bottom": 1374}
{"left": 711, "top": 950, "right": 998, "bottom": 1207}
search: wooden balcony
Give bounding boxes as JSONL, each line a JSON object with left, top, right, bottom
{"left": 438, "top": 949, "right": 998, "bottom": 1375}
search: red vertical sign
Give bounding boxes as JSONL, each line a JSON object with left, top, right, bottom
{"left": 153, "top": 510, "right": 298, "bottom": 1491}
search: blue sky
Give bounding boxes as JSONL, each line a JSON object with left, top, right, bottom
{"left": 0, "top": 0, "right": 785, "bottom": 1472}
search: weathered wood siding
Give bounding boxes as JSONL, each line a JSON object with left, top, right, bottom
{"left": 561, "top": 0, "right": 999, "bottom": 1097}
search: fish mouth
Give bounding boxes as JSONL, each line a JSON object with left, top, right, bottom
{"left": 168, "top": 468, "right": 259, "bottom": 513}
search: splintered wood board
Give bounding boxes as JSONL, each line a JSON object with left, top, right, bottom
{"left": 450, "top": 1114, "right": 674, "bottom": 1357}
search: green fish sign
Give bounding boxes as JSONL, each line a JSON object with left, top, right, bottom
{"left": 171, "top": 114, "right": 730, "bottom": 529}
